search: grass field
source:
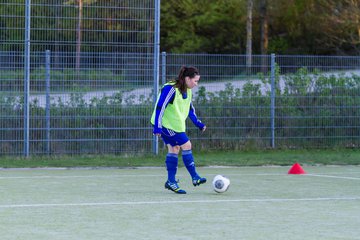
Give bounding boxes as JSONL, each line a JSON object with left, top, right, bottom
{"left": 0, "top": 165, "right": 359, "bottom": 240}
{"left": 1, "top": 149, "right": 360, "bottom": 168}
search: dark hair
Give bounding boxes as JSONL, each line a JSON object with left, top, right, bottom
{"left": 173, "top": 66, "right": 200, "bottom": 93}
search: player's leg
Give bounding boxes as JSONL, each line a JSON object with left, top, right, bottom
{"left": 165, "top": 144, "right": 180, "bottom": 183}
{"left": 180, "top": 140, "right": 207, "bottom": 186}
{"left": 164, "top": 144, "right": 186, "bottom": 194}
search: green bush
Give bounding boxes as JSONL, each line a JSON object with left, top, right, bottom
{"left": 1, "top": 68, "right": 360, "bottom": 154}
{"left": 0, "top": 68, "right": 126, "bottom": 92}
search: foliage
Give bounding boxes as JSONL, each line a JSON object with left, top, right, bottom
{"left": 0, "top": 68, "right": 125, "bottom": 92}
{"left": 0, "top": 0, "right": 154, "bottom": 53}
{"left": 191, "top": 67, "right": 360, "bottom": 150}
{"left": 1, "top": 0, "right": 359, "bottom": 54}
{"left": 160, "top": 0, "right": 360, "bottom": 55}
{"left": 160, "top": 0, "right": 246, "bottom": 54}
{"left": 1, "top": 68, "right": 360, "bottom": 154}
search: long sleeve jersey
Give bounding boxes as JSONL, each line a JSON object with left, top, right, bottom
{"left": 152, "top": 84, "right": 205, "bottom": 134}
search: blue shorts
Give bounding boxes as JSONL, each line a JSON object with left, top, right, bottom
{"left": 160, "top": 127, "right": 189, "bottom": 146}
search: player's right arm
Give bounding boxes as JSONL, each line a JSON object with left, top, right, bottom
{"left": 153, "top": 85, "right": 175, "bottom": 135}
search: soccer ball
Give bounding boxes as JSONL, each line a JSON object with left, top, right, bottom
{"left": 212, "top": 175, "right": 230, "bottom": 193}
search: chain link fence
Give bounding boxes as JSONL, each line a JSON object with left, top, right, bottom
{"left": 0, "top": 0, "right": 158, "bottom": 155}
{"left": 1, "top": 1, "right": 360, "bottom": 156}
{"left": 163, "top": 54, "right": 360, "bottom": 150}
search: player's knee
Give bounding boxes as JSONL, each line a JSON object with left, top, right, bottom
{"left": 174, "top": 145, "right": 181, "bottom": 153}
{"left": 168, "top": 145, "right": 180, "bottom": 154}
{"left": 181, "top": 141, "right": 192, "bottom": 151}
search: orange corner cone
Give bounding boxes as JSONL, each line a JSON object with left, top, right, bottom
{"left": 288, "top": 162, "right": 306, "bottom": 174}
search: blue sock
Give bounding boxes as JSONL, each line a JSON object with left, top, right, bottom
{"left": 165, "top": 153, "right": 178, "bottom": 182}
{"left": 182, "top": 150, "right": 198, "bottom": 179}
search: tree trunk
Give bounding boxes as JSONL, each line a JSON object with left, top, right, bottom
{"left": 76, "top": 0, "right": 83, "bottom": 72}
{"left": 260, "top": 0, "right": 268, "bottom": 55}
{"left": 54, "top": 0, "right": 61, "bottom": 69}
{"left": 246, "top": 0, "right": 253, "bottom": 74}
{"left": 260, "top": 0, "right": 268, "bottom": 73}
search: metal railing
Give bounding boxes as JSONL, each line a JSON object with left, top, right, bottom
{"left": 161, "top": 53, "right": 360, "bottom": 151}
{"left": 1, "top": 1, "right": 360, "bottom": 156}
{"left": 2, "top": 51, "right": 359, "bottom": 155}
{"left": 0, "top": 0, "right": 159, "bottom": 156}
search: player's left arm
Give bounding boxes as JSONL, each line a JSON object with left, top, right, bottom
{"left": 188, "top": 102, "right": 206, "bottom": 132}
{"left": 153, "top": 85, "right": 175, "bottom": 135}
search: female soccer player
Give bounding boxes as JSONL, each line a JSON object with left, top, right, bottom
{"left": 151, "top": 66, "right": 207, "bottom": 194}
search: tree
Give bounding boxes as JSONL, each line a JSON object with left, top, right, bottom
{"left": 246, "top": 0, "right": 253, "bottom": 70}
{"left": 317, "top": 0, "right": 360, "bottom": 54}
{"left": 0, "top": 1, "right": 25, "bottom": 51}
{"left": 76, "top": 0, "right": 83, "bottom": 71}
{"left": 259, "top": 0, "right": 268, "bottom": 55}
{"left": 2, "top": 0, "right": 360, "bottom": 56}
{"left": 259, "top": 0, "right": 268, "bottom": 72}
{"left": 267, "top": 0, "right": 360, "bottom": 55}
{"left": 64, "top": 0, "right": 98, "bottom": 70}
{"left": 0, "top": 13, "right": 8, "bottom": 44}
{"left": 266, "top": 0, "right": 320, "bottom": 54}
{"left": 160, "top": 0, "right": 246, "bottom": 53}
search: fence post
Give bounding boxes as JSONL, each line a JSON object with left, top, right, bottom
{"left": 23, "top": 0, "right": 31, "bottom": 157}
{"left": 270, "top": 53, "right": 276, "bottom": 148}
{"left": 45, "top": 50, "right": 51, "bottom": 154}
{"left": 152, "top": 0, "right": 160, "bottom": 155}
{"left": 161, "top": 52, "right": 166, "bottom": 85}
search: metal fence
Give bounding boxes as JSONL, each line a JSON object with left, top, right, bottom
{"left": 163, "top": 54, "right": 360, "bottom": 151}
{"left": 0, "top": 0, "right": 159, "bottom": 156}
{"left": 1, "top": 1, "right": 360, "bottom": 156}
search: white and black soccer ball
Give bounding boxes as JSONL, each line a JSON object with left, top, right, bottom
{"left": 212, "top": 175, "right": 230, "bottom": 193}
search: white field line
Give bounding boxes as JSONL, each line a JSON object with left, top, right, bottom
{"left": 0, "top": 173, "right": 287, "bottom": 180}
{"left": 306, "top": 174, "right": 360, "bottom": 180}
{"left": 0, "top": 174, "right": 164, "bottom": 179}
{"left": 0, "top": 197, "right": 359, "bottom": 209}
{"left": 0, "top": 173, "right": 288, "bottom": 180}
